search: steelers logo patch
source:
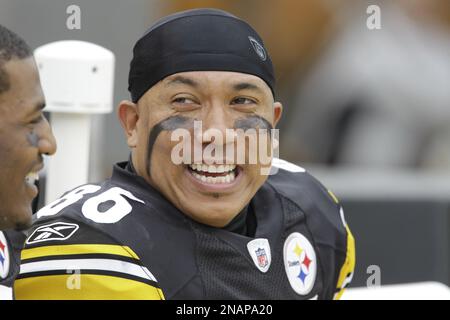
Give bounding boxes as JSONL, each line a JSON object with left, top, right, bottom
{"left": 283, "top": 232, "right": 317, "bottom": 296}
{"left": 0, "top": 231, "right": 10, "bottom": 279}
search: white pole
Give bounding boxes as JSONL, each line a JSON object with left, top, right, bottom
{"left": 34, "top": 40, "right": 115, "bottom": 205}
{"left": 45, "top": 113, "right": 91, "bottom": 203}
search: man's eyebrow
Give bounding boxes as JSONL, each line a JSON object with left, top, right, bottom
{"left": 232, "top": 82, "right": 264, "bottom": 94}
{"left": 165, "top": 76, "right": 199, "bottom": 88}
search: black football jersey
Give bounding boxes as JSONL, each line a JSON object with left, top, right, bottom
{"left": 1, "top": 230, "right": 26, "bottom": 300}
{"left": 14, "top": 158, "right": 355, "bottom": 300}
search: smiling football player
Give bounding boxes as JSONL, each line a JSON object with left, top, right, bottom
{"left": 14, "top": 9, "right": 354, "bottom": 300}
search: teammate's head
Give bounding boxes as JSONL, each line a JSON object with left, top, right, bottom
{"left": 118, "top": 9, "right": 282, "bottom": 227}
{"left": 0, "top": 25, "right": 56, "bottom": 230}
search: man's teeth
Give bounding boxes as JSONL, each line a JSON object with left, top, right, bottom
{"left": 25, "top": 172, "right": 39, "bottom": 185}
{"left": 192, "top": 171, "right": 236, "bottom": 184}
{"left": 189, "top": 164, "right": 236, "bottom": 173}
{"left": 188, "top": 164, "right": 237, "bottom": 184}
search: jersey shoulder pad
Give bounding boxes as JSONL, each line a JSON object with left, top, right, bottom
{"left": 35, "top": 180, "right": 148, "bottom": 227}
{"left": 16, "top": 214, "right": 163, "bottom": 300}
{"left": 295, "top": 172, "right": 355, "bottom": 300}
{"left": 269, "top": 158, "right": 355, "bottom": 299}
{"left": 268, "top": 158, "right": 347, "bottom": 251}
{"left": 16, "top": 182, "right": 163, "bottom": 300}
{"left": 269, "top": 159, "right": 341, "bottom": 222}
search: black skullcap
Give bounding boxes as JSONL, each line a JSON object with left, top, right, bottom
{"left": 128, "top": 8, "right": 275, "bottom": 103}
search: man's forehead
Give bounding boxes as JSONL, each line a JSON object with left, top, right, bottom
{"left": 4, "top": 57, "right": 37, "bottom": 79}
{"left": 4, "top": 58, "right": 39, "bottom": 88}
{"left": 0, "top": 94, "right": 45, "bottom": 117}
{"left": 0, "top": 61, "right": 44, "bottom": 113}
{"left": 163, "top": 71, "right": 269, "bottom": 88}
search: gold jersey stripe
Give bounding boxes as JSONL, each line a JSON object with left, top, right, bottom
{"left": 14, "top": 274, "right": 165, "bottom": 300}
{"left": 22, "top": 244, "right": 140, "bottom": 261}
{"left": 327, "top": 190, "right": 340, "bottom": 204}
{"left": 334, "top": 225, "right": 356, "bottom": 300}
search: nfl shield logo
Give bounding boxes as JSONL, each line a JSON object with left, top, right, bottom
{"left": 247, "top": 238, "right": 271, "bottom": 273}
{"left": 255, "top": 248, "right": 268, "bottom": 268}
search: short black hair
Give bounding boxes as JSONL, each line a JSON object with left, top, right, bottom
{"left": 0, "top": 24, "right": 32, "bottom": 94}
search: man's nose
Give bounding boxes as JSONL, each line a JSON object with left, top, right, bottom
{"left": 196, "top": 104, "right": 234, "bottom": 145}
{"left": 37, "top": 117, "right": 57, "bottom": 156}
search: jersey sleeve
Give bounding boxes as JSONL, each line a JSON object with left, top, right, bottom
{"left": 269, "top": 159, "right": 356, "bottom": 300}
{"left": 334, "top": 223, "right": 355, "bottom": 300}
{"left": 304, "top": 177, "right": 356, "bottom": 300}
{"left": 1, "top": 230, "right": 26, "bottom": 300}
{"left": 327, "top": 191, "right": 356, "bottom": 300}
{"left": 14, "top": 217, "right": 164, "bottom": 300}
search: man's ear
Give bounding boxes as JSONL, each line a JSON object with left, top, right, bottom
{"left": 273, "top": 102, "right": 283, "bottom": 128}
{"left": 117, "top": 100, "right": 139, "bottom": 148}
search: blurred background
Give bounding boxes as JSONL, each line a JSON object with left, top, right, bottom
{"left": 1, "top": 0, "right": 450, "bottom": 297}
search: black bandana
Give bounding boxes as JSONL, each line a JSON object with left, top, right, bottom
{"left": 128, "top": 8, "right": 275, "bottom": 103}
